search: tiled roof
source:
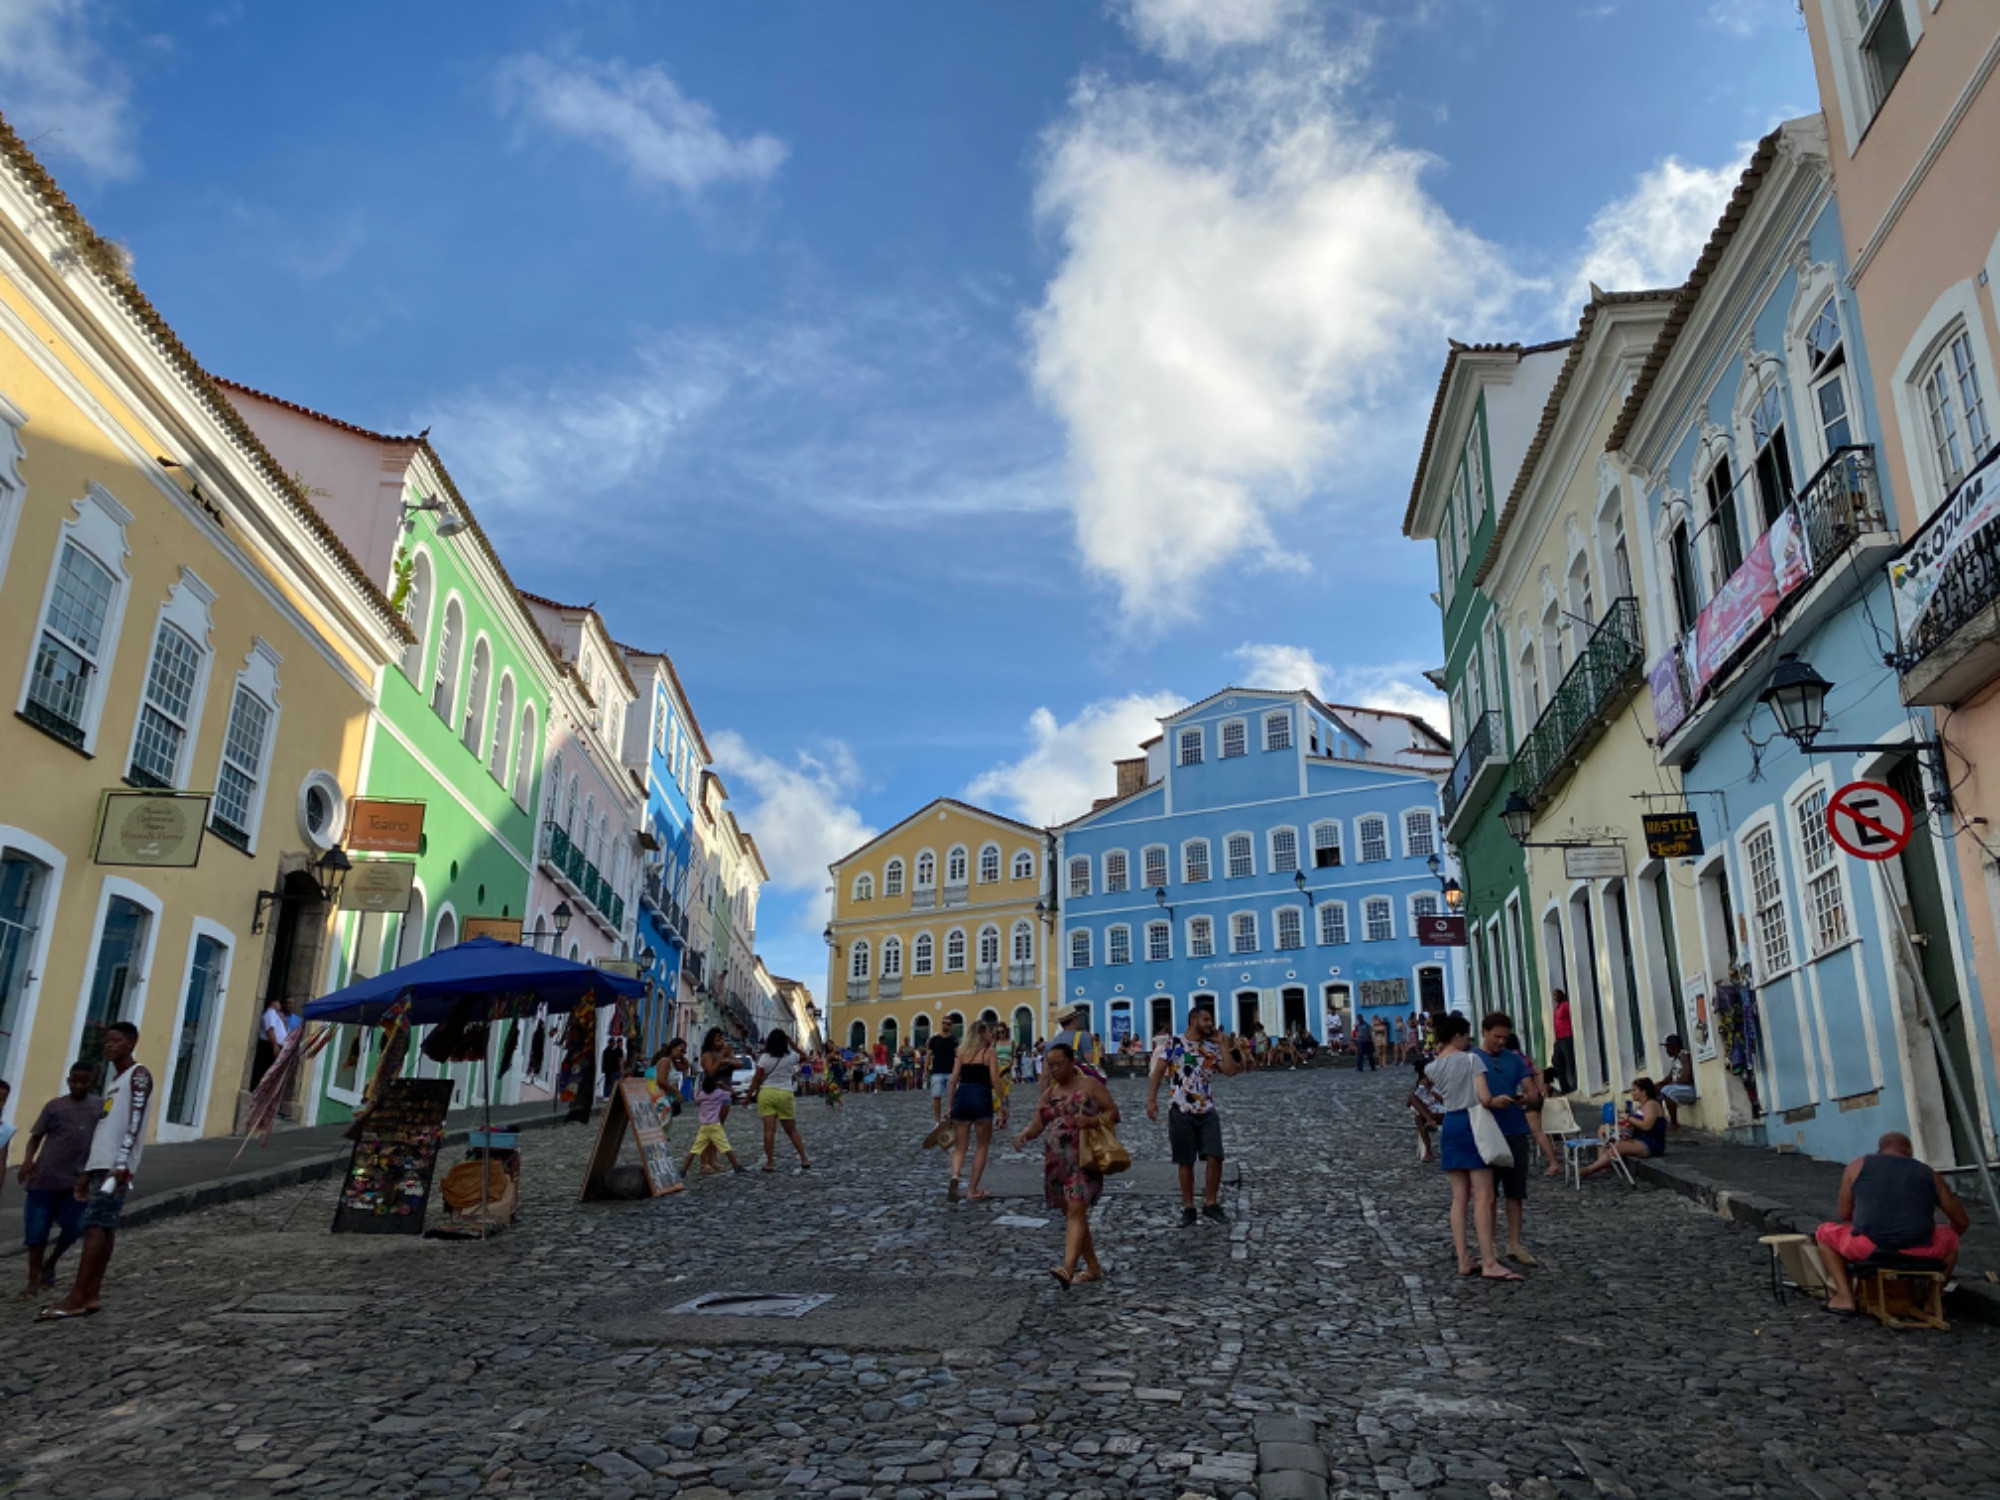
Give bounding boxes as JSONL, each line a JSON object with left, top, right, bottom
{"left": 513, "top": 589, "right": 640, "bottom": 702}
{"left": 1605, "top": 128, "right": 1784, "bottom": 456}
{"left": 212, "top": 376, "right": 423, "bottom": 445}
{"left": 1402, "top": 337, "right": 1572, "bottom": 537}
{"left": 1473, "top": 288, "right": 1679, "bottom": 588}
{"left": 0, "top": 114, "right": 413, "bottom": 645}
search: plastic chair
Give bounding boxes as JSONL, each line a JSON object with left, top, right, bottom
{"left": 1595, "top": 1101, "right": 1637, "bottom": 1186}
{"left": 1537, "top": 1096, "right": 1594, "bottom": 1189}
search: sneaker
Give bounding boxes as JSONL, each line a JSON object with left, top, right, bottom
{"left": 1180, "top": 1207, "right": 1199, "bottom": 1228}
{"left": 1201, "top": 1203, "right": 1228, "bottom": 1225}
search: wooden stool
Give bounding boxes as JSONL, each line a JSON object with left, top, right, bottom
{"left": 1852, "top": 1255, "right": 1949, "bottom": 1330}
{"left": 1759, "top": 1233, "right": 1827, "bottom": 1305}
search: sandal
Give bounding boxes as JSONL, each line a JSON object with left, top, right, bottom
{"left": 1048, "top": 1267, "right": 1073, "bottom": 1290}
{"left": 34, "top": 1305, "right": 97, "bottom": 1322}
{"left": 1072, "top": 1269, "right": 1102, "bottom": 1284}
{"left": 966, "top": 1191, "right": 992, "bottom": 1203}
{"left": 1480, "top": 1268, "right": 1524, "bottom": 1282}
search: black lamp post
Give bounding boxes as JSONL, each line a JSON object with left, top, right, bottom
{"left": 1290, "top": 869, "right": 1314, "bottom": 909}
{"left": 1756, "top": 652, "right": 1949, "bottom": 811}
{"left": 1155, "top": 885, "right": 1177, "bottom": 919}
{"left": 252, "top": 845, "right": 350, "bottom": 934}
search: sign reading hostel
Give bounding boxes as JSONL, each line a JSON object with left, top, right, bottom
{"left": 1643, "top": 812, "right": 1704, "bottom": 860}
{"left": 1826, "top": 780, "right": 1914, "bottom": 862}
{"left": 93, "top": 789, "right": 209, "bottom": 867}
{"left": 347, "top": 798, "right": 425, "bottom": 854}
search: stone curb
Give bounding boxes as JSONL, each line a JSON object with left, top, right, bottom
{"left": 1627, "top": 1154, "right": 2000, "bottom": 1326}
{"left": 1254, "top": 1413, "right": 1328, "bottom": 1500}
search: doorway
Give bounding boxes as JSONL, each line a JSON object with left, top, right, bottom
{"left": 1416, "top": 967, "right": 1446, "bottom": 1015}
{"left": 1148, "top": 994, "right": 1174, "bottom": 1038}
{"left": 0, "top": 851, "right": 51, "bottom": 1089}
{"left": 1323, "top": 982, "right": 1351, "bottom": 1040}
{"left": 81, "top": 895, "right": 154, "bottom": 1082}
{"left": 1013, "top": 1005, "right": 1035, "bottom": 1050}
{"left": 165, "top": 933, "right": 228, "bottom": 1132}
{"left": 1569, "top": 891, "right": 1609, "bottom": 1093}
{"left": 847, "top": 1020, "right": 866, "bottom": 1050}
{"left": 1281, "top": 986, "right": 1307, "bottom": 1036}
{"left": 1234, "top": 992, "right": 1261, "bottom": 1035}
{"left": 1889, "top": 756, "right": 1978, "bottom": 1165}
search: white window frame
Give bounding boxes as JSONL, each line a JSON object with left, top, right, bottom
{"left": 209, "top": 640, "right": 282, "bottom": 853}
{"left": 1068, "top": 856, "right": 1093, "bottom": 898}
{"left": 1107, "top": 924, "right": 1132, "bottom": 966}
{"left": 1788, "top": 774, "right": 1855, "bottom": 959}
{"left": 1103, "top": 848, "right": 1130, "bottom": 894}
{"left": 1225, "top": 832, "right": 1255, "bottom": 880}
{"left": 125, "top": 569, "right": 216, "bottom": 789}
{"left": 1229, "top": 911, "right": 1259, "bottom": 955}
{"left": 1177, "top": 727, "right": 1204, "bottom": 766}
{"left": 946, "top": 845, "right": 969, "bottom": 884}
{"left": 1012, "top": 920, "right": 1034, "bottom": 965}
{"left": 1263, "top": 709, "right": 1292, "bottom": 752}
{"left": 512, "top": 702, "right": 537, "bottom": 808}
{"left": 1145, "top": 920, "right": 1171, "bottom": 963}
{"left": 1187, "top": 915, "right": 1215, "bottom": 959}
{"left": 18, "top": 485, "right": 132, "bottom": 753}
{"left": 487, "top": 669, "right": 516, "bottom": 786}
{"left": 460, "top": 632, "right": 493, "bottom": 755}
{"left": 1219, "top": 718, "right": 1248, "bottom": 758}
{"left": 1011, "top": 849, "right": 1035, "bottom": 881}
{"left": 1402, "top": 807, "right": 1437, "bottom": 860}
{"left": 430, "top": 593, "right": 465, "bottom": 723}
{"left": 1741, "top": 816, "right": 1796, "bottom": 980}
{"left": 884, "top": 857, "right": 905, "bottom": 897}
{"left": 1069, "top": 928, "right": 1092, "bottom": 970}
{"left": 1318, "top": 901, "right": 1348, "bottom": 945}
{"left": 913, "top": 932, "right": 935, "bottom": 975}
{"left": 1357, "top": 816, "right": 1390, "bottom": 864}
{"left": 0, "top": 393, "right": 28, "bottom": 586}
{"left": 881, "top": 935, "right": 903, "bottom": 978}
{"left": 1363, "top": 897, "right": 1393, "bottom": 942}
{"left": 64, "top": 875, "right": 164, "bottom": 1072}
{"left": 1268, "top": 825, "right": 1299, "bottom": 874}
{"left": 978, "top": 842, "right": 1002, "bottom": 883}
{"left": 1310, "top": 820, "right": 1342, "bottom": 868}
{"left": 1410, "top": 891, "right": 1441, "bottom": 926}
{"left": 1142, "top": 844, "right": 1169, "bottom": 890}
{"left": 945, "top": 928, "right": 967, "bottom": 972}
{"left": 852, "top": 872, "right": 875, "bottom": 902}
{"left": 1275, "top": 906, "right": 1304, "bottom": 950}
{"left": 916, "top": 850, "right": 937, "bottom": 889}
{"left": 1182, "top": 838, "right": 1211, "bottom": 883}
{"left": 849, "top": 939, "right": 871, "bottom": 982}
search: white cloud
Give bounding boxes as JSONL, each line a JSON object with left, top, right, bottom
{"left": 1230, "top": 641, "right": 1332, "bottom": 698}
{"left": 708, "top": 732, "right": 876, "bottom": 903}
{"left": 496, "top": 52, "right": 786, "bottom": 196}
{"left": 1560, "top": 150, "right": 1747, "bottom": 313}
{"left": 1702, "top": 0, "right": 1787, "bottom": 37}
{"left": 1117, "top": 0, "right": 1307, "bottom": 60}
{"left": 1028, "top": 34, "right": 1514, "bottom": 615}
{"left": 1231, "top": 643, "right": 1445, "bottom": 731}
{"left": 967, "top": 692, "right": 1184, "bottom": 827}
{"left": 0, "top": 0, "right": 136, "bottom": 179}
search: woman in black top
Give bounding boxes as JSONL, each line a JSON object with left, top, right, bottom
{"left": 945, "top": 1021, "right": 1000, "bottom": 1203}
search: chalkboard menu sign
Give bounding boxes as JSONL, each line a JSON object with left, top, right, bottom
{"left": 580, "top": 1077, "right": 683, "bottom": 1200}
{"left": 332, "top": 1077, "right": 454, "bottom": 1234}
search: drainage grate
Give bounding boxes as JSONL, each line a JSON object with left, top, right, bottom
{"left": 667, "top": 1291, "right": 833, "bottom": 1319}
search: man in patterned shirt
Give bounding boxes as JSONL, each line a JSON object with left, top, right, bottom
{"left": 39, "top": 1022, "right": 151, "bottom": 1322}
{"left": 1147, "top": 1004, "right": 1243, "bottom": 1227}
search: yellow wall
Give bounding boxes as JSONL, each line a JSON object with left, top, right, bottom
{"left": 0, "top": 270, "right": 376, "bottom": 1142}
{"left": 826, "top": 801, "right": 1048, "bottom": 1051}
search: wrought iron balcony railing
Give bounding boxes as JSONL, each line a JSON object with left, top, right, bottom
{"left": 877, "top": 975, "right": 902, "bottom": 1000}
{"left": 974, "top": 966, "right": 1000, "bottom": 991}
{"left": 1893, "top": 447, "right": 1999, "bottom": 685}
{"left": 1441, "top": 710, "right": 1502, "bottom": 826}
{"left": 1008, "top": 962, "right": 1035, "bottom": 988}
{"left": 911, "top": 888, "right": 936, "bottom": 910}
{"left": 1512, "top": 597, "right": 1644, "bottom": 806}
{"left": 943, "top": 882, "right": 969, "bottom": 908}
{"left": 1795, "top": 444, "right": 1886, "bottom": 571}
{"left": 846, "top": 978, "right": 872, "bottom": 1003}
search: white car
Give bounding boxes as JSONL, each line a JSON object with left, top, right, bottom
{"left": 730, "top": 1055, "right": 760, "bottom": 1101}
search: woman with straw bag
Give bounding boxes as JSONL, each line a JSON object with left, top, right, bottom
{"left": 1015, "top": 1042, "right": 1121, "bottom": 1288}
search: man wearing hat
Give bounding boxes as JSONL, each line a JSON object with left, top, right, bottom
{"left": 1051, "top": 1004, "right": 1098, "bottom": 1079}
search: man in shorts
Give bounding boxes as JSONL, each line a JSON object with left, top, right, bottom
{"left": 40, "top": 1023, "right": 151, "bottom": 1321}
{"left": 17, "top": 1062, "right": 99, "bottom": 1298}
{"left": 1146, "top": 1005, "right": 1241, "bottom": 1227}
{"left": 926, "top": 1018, "right": 959, "bottom": 1124}
{"left": 1658, "top": 1034, "right": 1698, "bottom": 1128}
{"left": 1476, "top": 1011, "right": 1538, "bottom": 1268}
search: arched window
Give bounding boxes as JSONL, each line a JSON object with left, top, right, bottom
{"left": 945, "top": 929, "right": 967, "bottom": 971}
{"left": 847, "top": 1020, "right": 866, "bottom": 1050}
{"left": 401, "top": 551, "right": 433, "bottom": 682}
{"left": 1069, "top": 929, "right": 1092, "bottom": 968}
{"left": 1402, "top": 808, "right": 1436, "bottom": 859}
{"left": 880, "top": 1016, "right": 899, "bottom": 1051}
{"left": 488, "top": 671, "right": 515, "bottom": 784}
{"left": 916, "top": 851, "right": 936, "bottom": 888}
{"left": 1106, "top": 925, "right": 1131, "bottom": 965}
{"left": 598, "top": 814, "right": 609, "bottom": 872}
{"left": 1104, "top": 850, "right": 1129, "bottom": 893}
{"left": 978, "top": 843, "right": 1001, "bottom": 883}
{"left": 946, "top": 845, "right": 968, "bottom": 884}
{"left": 1012, "top": 920, "right": 1033, "bottom": 964}
{"left": 1311, "top": 821, "right": 1342, "bottom": 868}
{"left": 583, "top": 797, "right": 596, "bottom": 862}
{"left": 849, "top": 939, "right": 871, "bottom": 981}
{"left": 1363, "top": 897, "right": 1393, "bottom": 941}
{"left": 1225, "top": 833, "right": 1254, "bottom": 879}
{"left": 1268, "top": 827, "right": 1298, "bottom": 873}
{"left": 1145, "top": 921, "right": 1170, "bottom": 962}
{"left": 430, "top": 598, "right": 463, "bottom": 720}
{"left": 1011, "top": 850, "right": 1034, "bottom": 881}
{"left": 884, "top": 858, "right": 905, "bottom": 897}
{"left": 1068, "top": 857, "right": 1092, "bottom": 897}
{"left": 1142, "top": 845, "right": 1168, "bottom": 888}
{"left": 853, "top": 871, "right": 875, "bottom": 902}
{"left": 1188, "top": 916, "right": 1215, "bottom": 958}
{"left": 434, "top": 909, "right": 458, "bottom": 952}
{"left": 564, "top": 773, "right": 579, "bottom": 832}
{"left": 978, "top": 924, "right": 1001, "bottom": 968}
{"left": 461, "top": 637, "right": 491, "bottom": 752}
{"left": 881, "top": 936, "right": 903, "bottom": 977}
{"left": 911, "top": 1013, "right": 931, "bottom": 1048}
{"left": 913, "top": 932, "right": 935, "bottom": 974}
{"left": 512, "top": 704, "right": 536, "bottom": 807}
{"left": 1276, "top": 908, "right": 1304, "bottom": 949}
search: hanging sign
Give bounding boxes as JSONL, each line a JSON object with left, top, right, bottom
{"left": 93, "top": 789, "right": 209, "bottom": 867}
{"left": 1826, "top": 779, "right": 1913, "bottom": 861}
{"left": 330, "top": 1077, "right": 452, "bottom": 1235}
{"left": 339, "top": 857, "right": 417, "bottom": 913}
{"left": 1890, "top": 445, "right": 2000, "bottom": 652}
{"left": 462, "top": 916, "right": 524, "bottom": 943}
{"left": 347, "top": 798, "right": 426, "bottom": 854}
{"left": 1416, "top": 915, "right": 1467, "bottom": 947}
{"left": 1643, "top": 812, "right": 1705, "bottom": 860}
{"left": 1563, "top": 844, "right": 1627, "bottom": 880}
{"left": 580, "top": 1077, "right": 683, "bottom": 1200}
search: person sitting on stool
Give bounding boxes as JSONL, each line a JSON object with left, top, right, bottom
{"left": 1814, "top": 1131, "right": 1969, "bottom": 1313}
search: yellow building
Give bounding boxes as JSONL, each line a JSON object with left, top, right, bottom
{"left": 0, "top": 120, "right": 404, "bottom": 1139}
{"left": 826, "top": 799, "right": 1050, "bottom": 1055}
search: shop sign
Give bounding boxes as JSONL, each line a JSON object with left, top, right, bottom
{"left": 1890, "top": 446, "right": 2000, "bottom": 646}
{"left": 347, "top": 798, "right": 425, "bottom": 854}
{"left": 1562, "top": 844, "right": 1627, "bottom": 880}
{"left": 594, "top": 957, "right": 642, "bottom": 978}
{"left": 339, "top": 857, "right": 416, "bottom": 914}
{"left": 93, "top": 789, "right": 209, "bottom": 867}
{"left": 1642, "top": 812, "right": 1704, "bottom": 860}
{"left": 1689, "top": 505, "right": 1812, "bottom": 695}
{"left": 462, "top": 915, "right": 523, "bottom": 943}
{"left": 1416, "top": 915, "right": 1466, "bottom": 947}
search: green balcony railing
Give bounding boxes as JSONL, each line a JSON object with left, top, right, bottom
{"left": 1512, "top": 597, "right": 1644, "bottom": 806}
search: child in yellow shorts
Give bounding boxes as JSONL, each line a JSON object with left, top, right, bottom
{"left": 681, "top": 1068, "right": 745, "bottom": 1176}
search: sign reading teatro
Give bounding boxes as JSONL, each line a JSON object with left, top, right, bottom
{"left": 347, "top": 798, "right": 426, "bottom": 855}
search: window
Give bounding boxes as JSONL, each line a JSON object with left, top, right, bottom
{"left": 849, "top": 940, "right": 871, "bottom": 981}
{"left": 27, "top": 541, "right": 116, "bottom": 743}
{"left": 1319, "top": 902, "right": 1348, "bottom": 945}
{"left": 1178, "top": 728, "right": 1203, "bottom": 766}
{"left": 1012, "top": 850, "right": 1034, "bottom": 881}
{"left": 1746, "top": 825, "right": 1793, "bottom": 975}
{"left": 1183, "top": 839, "right": 1211, "bottom": 883}
{"left": 130, "top": 623, "right": 202, "bottom": 787}
{"left": 1105, "top": 850, "right": 1129, "bottom": 893}
{"left": 1922, "top": 327, "right": 1993, "bottom": 493}
{"left": 1414, "top": 892, "right": 1441, "bottom": 920}
{"left": 1264, "top": 711, "right": 1292, "bottom": 751}
{"left": 1226, "top": 834, "right": 1254, "bottom": 880}
{"left": 1465, "top": 428, "right": 1487, "bottom": 516}
{"left": 979, "top": 925, "right": 1001, "bottom": 967}
{"left": 853, "top": 872, "right": 874, "bottom": 901}
{"left": 947, "top": 846, "right": 968, "bottom": 884}
{"left": 1269, "top": 827, "right": 1298, "bottom": 874}
{"left": 1668, "top": 518, "right": 1700, "bottom": 634}
{"left": 913, "top": 932, "right": 934, "bottom": 974}
{"left": 1363, "top": 898, "right": 1393, "bottom": 942}
{"left": 1142, "top": 845, "right": 1169, "bottom": 888}
{"left": 461, "top": 637, "right": 491, "bottom": 753}
{"left": 1070, "top": 929, "right": 1092, "bottom": 969}
{"left": 1804, "top": 297, "right": 1854, "bottom": 456}
{"left": 1749, "top": 385, "right": 1795, "bottom": 533}
{"left": 1358, "top": 816, "right": 1389, "bottom": 863}
{"left": 400, "top": 551, "right": 433, "bottom": 682}
{"left": 1795, "top": 787, "right": 1850, "bottom": 954}
{"left": 946, "top": 929, "right": 967, "bottom": 971}
{"left": 512, "top": 704, "right": 536, "bottom": 807}
{"left": 1857, "top": 0, "right": 1913, "bottom": 111}
{"left": 1403, "top": 808, "right": 1436, "bottom": 860}
{"left": 1146, "top": 921, "right": 1171, "bottom": 962}
{"left": 1069, "top": 856, "right": 1092, "bottom": 897}
{"left": 1012, "top": 921, "right": 1034, "bottom": 964}
{"left": 1312, "top": 822, "right": 1342, "bottom": 868}
{"left": 1188, "top": 916, "right": 1215, "bottom": 958}
{"left": 1107, "top": 925, "right": 1131, "bottom": 965}
{"left": 881, "top": 936, "right": 903, "bottom": 978}
{"left": 431, "top": 598, "right": 463, "bottom": 720}
{"left": 1220, "top": 719, "right": 1248, "bottom": 757}
{"left": 1230, "top": 913, "right": 1258, "bottom": 954}
{"left": 884, "top": 858, "right": 905, "bottom": 897}
{"left": 917, "top": 851, "right": 936, "bottom": 888}
{"left": 979, "top": 843, "right": 1001, "bottom": 883}
{"left": 1703, "top": 454, "right": 1744, "bottom": 581}
{"left": 1276, "top": 908, "right": 1303, "bottom": 950}
{"left": 211, "top": 684, "right": 273, "bottom": 848}
{"left": 488, "top": 673, "right": 515, "bottom": 785}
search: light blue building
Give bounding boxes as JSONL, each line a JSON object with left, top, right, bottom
{"left": 1614, "top": 118, "right": 1994, "bottom": 1166}
{"left": 1055, "top": 688, "right": 1460, "bottom": 1047}
{"left": 620, "top": 647, "right": 708, "bottom": 1052}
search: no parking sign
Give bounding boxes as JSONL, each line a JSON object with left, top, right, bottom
{"left": 1826, "top": 780, "right": 1914, "bottom": 861}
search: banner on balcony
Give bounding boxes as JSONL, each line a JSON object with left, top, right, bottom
{"left": 1648, "top": 648, "right": 1691, "bottom": 739}
{"left": 1690, "top": 505, "right": 1812, "bottom": 695}
{"left": 1889, "top": 447, "right": 2000, "bottom": 646}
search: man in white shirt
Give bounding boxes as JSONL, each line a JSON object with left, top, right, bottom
{"left": 252, "top": 998, "right": 286, "bottom": 1090}
{"left": 39, "top": 1022, "right": 151, "bottom": 1322}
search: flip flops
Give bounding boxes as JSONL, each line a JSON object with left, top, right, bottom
{"left": 34, "top": 1305, "right": 97, "bottom": 1322}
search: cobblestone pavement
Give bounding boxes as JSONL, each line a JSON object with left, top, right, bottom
{"left": 6, "top": 1068, "right": 2000, "bottom": 1500}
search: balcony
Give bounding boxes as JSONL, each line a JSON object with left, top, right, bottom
{"left": 943, "top": 882, "right": 969, "bottom": 908}
{"left": 912, "top": 888, "right": 936, "bottom": 911}
{"left": 1008, "top": 962, "right": 1035, "bottom": 989}
{"left": 846, "top": 978, "right": 872, "bottom": 1003}
{"left": 1512, "top": 597, "right": 1644, "bottom": 807}
{"left": 878, "top": 975, "right": 903, "bottom": 1000}
{"left": 1893, "top": 448, "right": 2000, "bottom": 706}
{"left": 974, "top": 965, "right": 1000, "bottom": 991}
{"left": 1440, "top": 709, "right": 1504, "bottom": 837}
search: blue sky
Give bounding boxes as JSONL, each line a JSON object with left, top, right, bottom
{"left": 1, "top": 0, "right": 1819, "bottom": 990}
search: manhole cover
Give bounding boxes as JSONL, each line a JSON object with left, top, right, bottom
{"left": 667, "top": 1291, "right": 832, "bottom": 1319}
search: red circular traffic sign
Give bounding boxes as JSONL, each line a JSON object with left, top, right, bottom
{"left": 1826, "top": 779, "right": 1913, "bottom": 861}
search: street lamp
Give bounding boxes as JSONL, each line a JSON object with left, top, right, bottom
{"left": 1443, "top": 878, "right": 1464, "bottom": 913}
{"left": 252, "top": 845, "right": 350, "bottom": 934}
{"left": 400, "top": 495, "right": 468, "bottom": 538}
{"left": 1290, "top": 869, "right": 1314, "bottom": 909}
{"left": 1155, "top": 885, "right": 1177, "bottom": 919}
{"left": 553, "top": 901, "right": 572, "bottom": 939}
{"left": 1502, "top": 793, "right": 1535, "bottom": 844}
{"left": 1755, "top": 651, "right": 1951, "bottom": 813}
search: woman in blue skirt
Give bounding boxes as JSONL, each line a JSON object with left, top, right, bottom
{"left": 1426, "top": 1013, "right": 1521, "bottom": 1281}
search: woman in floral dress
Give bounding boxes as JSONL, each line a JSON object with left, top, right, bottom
{"left": 1015, "top": 1042, "right": 1121, "bottom": 1288}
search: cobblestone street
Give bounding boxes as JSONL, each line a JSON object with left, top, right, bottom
{"left": 6, "top": 1068, "right": 2000, "bottom": 1500}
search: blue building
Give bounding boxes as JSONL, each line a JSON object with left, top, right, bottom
{"left": 1055, "top": 689, "right": 1460, "bottom": 1047}
{"left": 620, "top": 647, "right": 709, "bottom": 1051}
{"left": 1613, "top": 118, "right": 1994, "bottom": 1165}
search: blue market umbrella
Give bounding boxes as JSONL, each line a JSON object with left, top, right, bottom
{"left": 303, "top": 936, "right": 642, "bottom": 1026}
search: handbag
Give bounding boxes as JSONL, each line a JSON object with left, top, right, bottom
{"left": 1470, "top": 1103, "right": 1514, "bottom": 1167}
{"left": 1078, "top": 1119, "right": 1132, "bottom": 1175}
